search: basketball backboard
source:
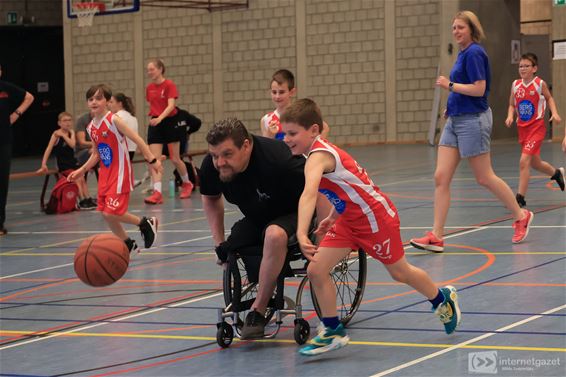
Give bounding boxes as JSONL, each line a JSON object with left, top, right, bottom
{"left": 67, "top": 0, "right": 140, "bottom": 18}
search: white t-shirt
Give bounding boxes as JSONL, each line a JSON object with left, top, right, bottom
{"left": 116, "top": 110, "right": 139, "bottom": 152}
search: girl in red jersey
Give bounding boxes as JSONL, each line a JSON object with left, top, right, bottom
{"left": 281, "top": 98, "right": 461, "bottom": 356}
{"left": 505, "top": 52, "right": 564, "bottom": 207}
{"left": 144, "top": 58, "right": 193, "bottom": 204}
{"left": 68, "top": 85, "right": 162, "bottom": 253}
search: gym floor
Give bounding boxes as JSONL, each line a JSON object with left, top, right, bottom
{"left": 0, "top": 141, "right": 564, "bottom": 377}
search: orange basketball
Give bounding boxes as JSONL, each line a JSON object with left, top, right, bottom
{"left": 74, "top": 234, "right": 130, "bottom": 287}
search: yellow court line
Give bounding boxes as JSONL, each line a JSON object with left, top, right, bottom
{"left": 1, "top": 330, "right": 564, "bottom": 353}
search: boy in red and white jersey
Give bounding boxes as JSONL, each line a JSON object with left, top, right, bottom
{"left": 505, "top": 52, "right": 563, "bottom": 207}
{"left": 68, "top": 84, "right": 162, "bottom": 253}
{"left": 281, "top": 98, "right": 461, "bottom": 356}
{"left": 261, "top": 69, "right": 330, "bottom": 140}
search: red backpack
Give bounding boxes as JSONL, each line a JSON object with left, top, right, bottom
{"left": 43, "top": 176, "right": 79, "bottom": 214}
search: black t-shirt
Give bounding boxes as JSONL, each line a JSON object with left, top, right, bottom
{"left": 53, "top": 131, "right": 79, "bottom": 171}
{"left": 0, "top": 80, "right": 26, "bottom": 146}
{"left": 199, "top": 135, "right": 306, "bottom": 226}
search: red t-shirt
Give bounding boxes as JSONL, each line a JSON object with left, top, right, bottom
{"left": 146, "top": 79, "right": 178, "bottom": 117}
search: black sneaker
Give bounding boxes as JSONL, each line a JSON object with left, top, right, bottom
{"left": 78, "top": 199, "right": 96, "bottom": 210}
{"left": 516, "top": 193, "right": 526, "bottom": 208}
{"left": 124, "top": 238, "right": 140, "bottom": 253}
{"left": 240, "top": 310, "right": 268, "bottom": 339}
{"left": 88, "top": 197, "right": 98, "bottom": 206}
{"left": 139, "top": 216, "right": 158, "bottom": 248}
{"left": 551, "top": 167, "right": 565, "bottom": 191}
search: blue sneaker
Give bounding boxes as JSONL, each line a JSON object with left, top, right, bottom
{"left": 298, "top": 323, "right": 350, "bottom": 356}
{"left": 434, "top": 285, "right": 461, "bottom": 334}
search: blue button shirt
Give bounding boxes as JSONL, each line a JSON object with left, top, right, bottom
{"left": 447, "top": 43, "right": 490, "bottom": 116}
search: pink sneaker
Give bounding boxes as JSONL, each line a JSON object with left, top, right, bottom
{"left": 410, "top": 231, "right": 444, "bottom": 253}
{"left": 179, "top": 181, "right": 194, "bottom": 199}
{"left": 144, "top": 190, "right": 163, "bottom": 205}
{"left": 512, "top": 210, "right": 534, "bottom": 244}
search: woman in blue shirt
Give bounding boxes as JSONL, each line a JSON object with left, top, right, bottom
{"left": 410, "top": 10, "right": 533, "bottom": 252}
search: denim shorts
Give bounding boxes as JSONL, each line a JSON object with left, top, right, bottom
{"left": 439, "top": 108, "right": 492, "bottom": 158}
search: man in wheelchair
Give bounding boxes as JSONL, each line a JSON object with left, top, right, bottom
{"left": 200, "top": 118, "right": 307, "bottom": 339}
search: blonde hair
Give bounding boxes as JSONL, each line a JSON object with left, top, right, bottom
{"left": 454, "top": 10, "right": 485, "bottom": 43}
{"left": 58, "top": 112, "right": 73, "bottom": 121}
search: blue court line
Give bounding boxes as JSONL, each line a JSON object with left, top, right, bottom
{"left": 352, "top": 255, "right": 566, "bottom": 326}
{"left": 2, "top": 317, "right": 564, "bottom": 337}
{"left": 348, "top": 326, "right": 566, "bottom": 336}
{"left": 2, "top": 302, "right": 566, "bottom": 318}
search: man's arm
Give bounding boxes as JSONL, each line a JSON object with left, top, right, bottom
{"left": 10, "top": 91, "right": 34, "bottom": 125}
{"left": 202, "top": 194, "right": 225, "bottom": 246}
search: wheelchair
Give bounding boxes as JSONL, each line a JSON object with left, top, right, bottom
{"left": 216, "top": 235, "right": 367, "bottom": 348}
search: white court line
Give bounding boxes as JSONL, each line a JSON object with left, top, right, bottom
{"left": 0, "top": 232, "right": 232, "bottom": 279}
{"left": 0, "top": 263, "right": 74, "bottom": 280}
{"left": 7, "top": 229, "right": 212, "bottom": 234}
{"left": 370, "top": 304, "right": 566, "bottom": 377}
{"left": 6, "top": 225, "right": 564, "bottom": 235}
{"left": 0, "top": 289, "right": 224, "bottom": 351}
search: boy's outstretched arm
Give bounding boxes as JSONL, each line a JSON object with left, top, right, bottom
{"left": 67, "top": 148, "right": 99, "bottom": 182}
{"left": 542, "top": 81, "right": 561, "bottom": 124}
{"left": 298, "top": 151, "right": 335, "bottom": 261}
{"left": 505, "top": 87, "right": 515, "bottom": 128}
{"left": 114, "top": 115, "right": 162, "bottom": 175}
{"left": 36, "top": 133, "right": 57, "bottom": 173}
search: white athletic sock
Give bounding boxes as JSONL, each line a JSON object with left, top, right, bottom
{"left": 181, "top": 174, "right": 190, "bottom": 183}
{"left": 153, "top": 182, "right": 162, "bottom": 193}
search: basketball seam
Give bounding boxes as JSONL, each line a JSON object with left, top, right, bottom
{"left": 90, "top": 252, "right": 121, "bottom": 283}
{"left": 83, "top": 236, "right": 97, "bottom": 285}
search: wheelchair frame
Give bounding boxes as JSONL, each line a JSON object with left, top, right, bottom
{"left": 216, "top": 245, "right": 367, "bottom": 348}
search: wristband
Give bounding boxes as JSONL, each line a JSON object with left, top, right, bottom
{"left": 15, "top": 110, "right": 22, "bottom": 116}
{"left": 148, "top": 158, "right": 157, "bottom": 164}
{"left": 448, "top": 82, "right": 454, "bottom": 92}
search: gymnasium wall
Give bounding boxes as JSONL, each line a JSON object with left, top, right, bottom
{"left": 0, "top": 0, "right": 61, "bottom": 26}
{"left": 2, "top": 1, "right": 562, "bottom": 153}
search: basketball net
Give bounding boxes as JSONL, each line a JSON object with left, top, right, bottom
{"left": 73, "top": 3, "right": 100, "bottom": 27}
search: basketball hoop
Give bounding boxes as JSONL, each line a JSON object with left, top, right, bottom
{"left": 73, "top": 2, "right": 105, "bottom": 27}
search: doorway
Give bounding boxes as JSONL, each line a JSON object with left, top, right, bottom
{"left": 0, "top": 26, "right": 65, "bottom": 157}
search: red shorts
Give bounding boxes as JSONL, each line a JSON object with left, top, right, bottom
{"left": 319, "top": 213, "right": 404, "bottom": 265}
{"left": 97, "top": 192, "right": 130, "bottom": 216}
{"left": 518, "top": 124, "right": 546, "bottom": 156}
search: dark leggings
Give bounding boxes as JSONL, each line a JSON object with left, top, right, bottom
{"left": 0, "top": 143, "right": 12, "bottom": 228}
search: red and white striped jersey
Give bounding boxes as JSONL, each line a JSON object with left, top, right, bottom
{"left": 87, "top": 112, "right": 134, "bottom": 195}
{"left": 309, "top": 137, "right": 397, "bottom": 233}
{"left": 512, "top": 77, "right": 546, "bottom": 127}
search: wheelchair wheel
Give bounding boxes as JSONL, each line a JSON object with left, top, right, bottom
{"left": 311, "top": 249, "right": 367, "bottom": 326}
{"left": 293, "top": 318, "right": 310, "bottom": 345}
{"left": 216, "top": 321, "right": 234, "bottom": 348}
{"left": 223, "top": 253, "right": 258, "bottom": 313}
